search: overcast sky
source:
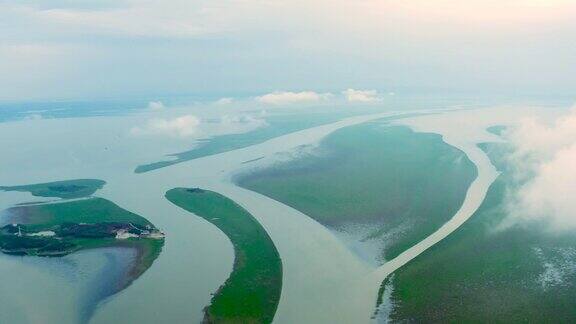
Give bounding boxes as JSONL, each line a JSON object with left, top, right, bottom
{"left": 1, "top": 0, "right": 575, "bottom": 101}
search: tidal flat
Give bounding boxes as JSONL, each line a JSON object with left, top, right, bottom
{"left": 236, "top": 122, "right": 476, "bottom": 264}
{"left": 166, "top": 188, "right": 282, "bottom": 323}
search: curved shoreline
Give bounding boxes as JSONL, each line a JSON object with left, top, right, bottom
{"left": 366, "top": 115, "right": 503, "bottom": 321}
{"left": 371, "top": 138, "right": 500, "bottom": 278}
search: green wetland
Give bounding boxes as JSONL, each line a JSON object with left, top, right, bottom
{"left": 381, "top": 141, "right": 576, "bottom": 322}
{"left": 237, "top": 122, "right": 476, "bottom": 263}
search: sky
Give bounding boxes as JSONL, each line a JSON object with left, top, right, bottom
{"left": 1, "top": 0, "right": 575, "bottom": 101}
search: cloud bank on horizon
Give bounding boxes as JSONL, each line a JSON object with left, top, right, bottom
{"left": 342, "top": 89, "right": 385, "bottom": 103}
{"left": 0, "top": 0, "right": 575, "bottom": 101}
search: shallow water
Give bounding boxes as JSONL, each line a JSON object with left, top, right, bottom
{"left": 0, "top": 247, "right": 136, "bottom": 324}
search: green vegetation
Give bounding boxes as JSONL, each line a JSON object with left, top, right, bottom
{"left": 135, "top": 112, "right": 360, "bottom": 173}
{"left": 1, "top": 197, "right": 164, "bottom": 258}
{"left": 382, "top": 141, "right": 576, "bottom": 322}
{"left": 0, "top": 221, "right": 163, "bottom": 257}
{"left": 166, "top": 188, "right": 282, "bottom": 324}
{"left": 237, "top": 123, "right": 476, "bottom": 261}
{"left": 1, "top": 179, "right": 105, "bottom": 199}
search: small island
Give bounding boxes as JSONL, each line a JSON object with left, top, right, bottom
{"left": 1, "top": 179, "right": 105, "bottom": 199}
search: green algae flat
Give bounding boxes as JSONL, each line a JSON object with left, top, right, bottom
{"left": 135, "top": 113, "right": 359, "bottom": 173}
{"left": 237, "top": 122, "right": 476, "bottom": 262}
{"left": 165, "top": 188, "right": 282, "bottom": 324}
{"left": 380, "top": 141, "right": 576, "bottom": 322}
{"left": 1, "top": 179, "right": 105, "bottom": 199}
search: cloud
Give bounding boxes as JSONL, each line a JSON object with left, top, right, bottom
{"left": 147, "top": 101, "right": 165, "bottom": 110}
{"left": 342, "top": 89, "right": 383, "bottom": 103}
{"left": 505, "top": 107, "right": 576, "bottom": 230}
{"left": 256, "top": 91, "right": 332, "bottom": 105}
{"left": 211, "top": 114, "right": 268, "bottom": 134}
{"left": 2, "top": 1, "right": 576, "bottom": 101}
{"left": 130, "top": 115, "right": 200, "bottom": 138}
{"left": 130, "top": 113, "right": 267, "bottom": 139}
{"left": 215, "top": 97, "right": 233, "bottom": 105}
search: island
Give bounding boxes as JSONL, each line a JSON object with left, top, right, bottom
{"left": 166, "top": 187, "right": 282, "bottom": 324}
{"left": 1, "top": 179, "right": 105, "bottom": 199}
{"left": 0, "top": 179, "right": 165, "bottom": 323}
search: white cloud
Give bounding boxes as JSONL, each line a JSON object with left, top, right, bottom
{"left": 215, "top": 97, "right": 233, "bottom": 105}
{"left": 507, "top": 112, "right": 576, "bottom": 162}
{"left": 505, "top": 106, "right": 576, "bottom": 230}
{"left": 256, "top": 91, "right": 332, "bottom": 105}
{"left": 130, "top": 113, "right": 267, "bottom": 139}
{"left": 130, "top": 115, "right": 200, "bottom": 138}
{"left": 213, "top": 114, "right": 268, "bottom": 134}
{"left": 342, "top": 89, "right": 383, "bottom": 103}
{"left": 147, "top": 101, "right": 165, "bottom": 110}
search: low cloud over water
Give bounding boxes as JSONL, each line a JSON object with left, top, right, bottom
{"left": 504, "top": 105, "right": 576, "bottom": 231}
